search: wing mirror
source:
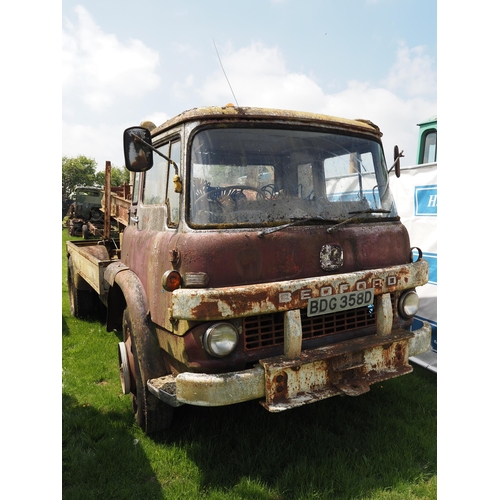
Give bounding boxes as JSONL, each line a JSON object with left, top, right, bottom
{"left": 123, "top": 127, "right": 154, "bottom": 172}
{"left": 389, "top": 145, "right": 404, "bottom": 178}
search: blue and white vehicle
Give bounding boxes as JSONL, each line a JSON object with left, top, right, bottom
{"left": 390, "top": 117, "right": 437, "bottom": 372}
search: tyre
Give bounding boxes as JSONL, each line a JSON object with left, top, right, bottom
{"left": 67, "top": 256, "right": 97, "bottom": 319}
{"left": 122, "top": 308, "right": 174, "bottom": 434}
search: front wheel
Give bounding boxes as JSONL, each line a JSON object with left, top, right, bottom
{"left": 122, "top": 308, "right": 174, "bottom": 434}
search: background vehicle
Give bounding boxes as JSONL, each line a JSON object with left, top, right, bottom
{"left": 66, "top": 105, "right": 430, "bottom": 434}
{"left": 390, "top": 116, "right": 437, "bottom": 372}
{"left": 67, "top": 186, "right": 104, "bottom": 238}
{"left": 70, "top": 186, "right": 103, "bottom": 219}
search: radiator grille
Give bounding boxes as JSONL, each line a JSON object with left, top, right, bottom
{"left": 243, "top": 304, "right": 378, "bottom": 351}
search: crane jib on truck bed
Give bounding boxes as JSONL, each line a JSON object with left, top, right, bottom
{"left": 66, "top": 105, "right": 431, "bottom": 435}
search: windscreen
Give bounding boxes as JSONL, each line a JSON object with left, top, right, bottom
{"left": 189, "top": 127, "right": 395, "bottom": 227}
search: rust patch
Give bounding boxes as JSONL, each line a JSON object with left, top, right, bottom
{"left": 270, "top": 372, "right": 288, "bottom": 403}
{"left": 259, "top": 330, "right": 415, "bottom": 411}
{"left": 171, "top": 260, "right": 428, "bottom": 321}
{"left": 153, "top": 106, "right": 383, "bottom": 140}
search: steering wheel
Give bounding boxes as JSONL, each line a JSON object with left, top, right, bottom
{"left": 195, "top": 185, "right": 270, "bottom": 206}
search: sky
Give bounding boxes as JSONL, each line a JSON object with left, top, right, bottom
{"left": 62, "top": 0, "right": 437, "bottom": 170}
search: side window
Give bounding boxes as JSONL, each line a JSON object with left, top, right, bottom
{"left": 422, "top": 130, "right": 437, "bottom": 163}
{"left": 143, "top": 144, "right": 169, "bottom": 205}
{"left": 131, "top": 172, "right": 140, "bottom": 204}
{"left": 167, "top": 140, "right": 181, "bottom": 226}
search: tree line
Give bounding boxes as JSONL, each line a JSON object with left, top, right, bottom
{"left": 62, "top": 155, "right": 130, "bottom": 201}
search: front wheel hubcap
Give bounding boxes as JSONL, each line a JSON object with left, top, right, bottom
{"left": 118, "top": 342, "right": 131, "bottom": 394}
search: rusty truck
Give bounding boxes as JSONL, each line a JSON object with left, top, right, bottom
{"left": 66, "top": 105, "right": 431, "bottom": 435}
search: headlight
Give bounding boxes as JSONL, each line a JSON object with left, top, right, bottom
{"left": 398, "top": 290, "right": 419, "bottom": 319}
{"left": 203, "top": 322, "right": 239, "bottom": 357}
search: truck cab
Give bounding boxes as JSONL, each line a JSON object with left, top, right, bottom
{"left": 68, "top": 105, "right": 430, "bottom": 434}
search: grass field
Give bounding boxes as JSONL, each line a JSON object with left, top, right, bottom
{"left": 62, "top": 230, "right": 437, "bottom": 499}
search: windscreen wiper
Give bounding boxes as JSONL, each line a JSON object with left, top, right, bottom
{"left": 257, "top": 209, "right": 392, "bottom": 238}
{"left": 326, "top": 209, "right": 392, "bottom": 233}
{"left": 257, "top": 216, "right": 335, "bottom": 238}
{"left": 348, "top": 209, "right": 391, "bottom": 215}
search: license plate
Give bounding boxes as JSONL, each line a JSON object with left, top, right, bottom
{"left": 307, "top": 289, "right": 374, "bottom": 317}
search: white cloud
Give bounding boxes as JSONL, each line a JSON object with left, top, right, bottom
{"left": 173, "top": 42, "right": 201, "bottom": 59}
{"left": 197, "top": 41, "right": 436, "bottom": 165}
{"left": 62, "top": 6, "right": 161, "bottom": 112}
{"left": 172, "top": 74, "right": 196, "bottom": 101}
{"left": 62, "top": 121, "right": 126, "bottom": 170}
{"left": 323, "top": 82, "right": 436, "bottom": 164}
{"left": 62, "top": 113, "right": 171, "bottom": 171}
{"left": 383, "top": 43, "right": 437, "bottom": 98}
{"left": 62, "top": 22, "right": 435, "bottom": 170}
{"left": 198, "top": 42, "right": 324, "bottom": 109}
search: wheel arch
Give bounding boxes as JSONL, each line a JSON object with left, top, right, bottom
{"left": 105, "top": 264, "right": 166, "bottom": 383}
{"left": 106, "top": 281, "right": 126, "bottom": 331}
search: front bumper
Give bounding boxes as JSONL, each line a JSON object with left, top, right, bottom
{"left": 148, "top": 321, "right": 432, "bottom": 412}
{"left": 150, "top": 259, "right": 430, "bottom": 411}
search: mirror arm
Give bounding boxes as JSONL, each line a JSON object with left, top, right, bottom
{"left": 387, "top": 149, "right": 404, "bottom": 175}
{"left": 131, "top": 133, "right": 179, "bottom": 176}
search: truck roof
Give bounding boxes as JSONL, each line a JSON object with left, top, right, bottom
{"left": 417, "top": 116, "right": 437, "bottom": 127}
{"left": 152, "top": 105, "right": 383, "bottom": 138}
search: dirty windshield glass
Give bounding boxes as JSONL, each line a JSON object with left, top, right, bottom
{"left": 189, "top": 127, "right": 395, "bottom": 227}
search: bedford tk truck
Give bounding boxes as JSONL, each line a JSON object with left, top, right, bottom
{"left": 66, "top": 105, "right": 431, "bottom": 435}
